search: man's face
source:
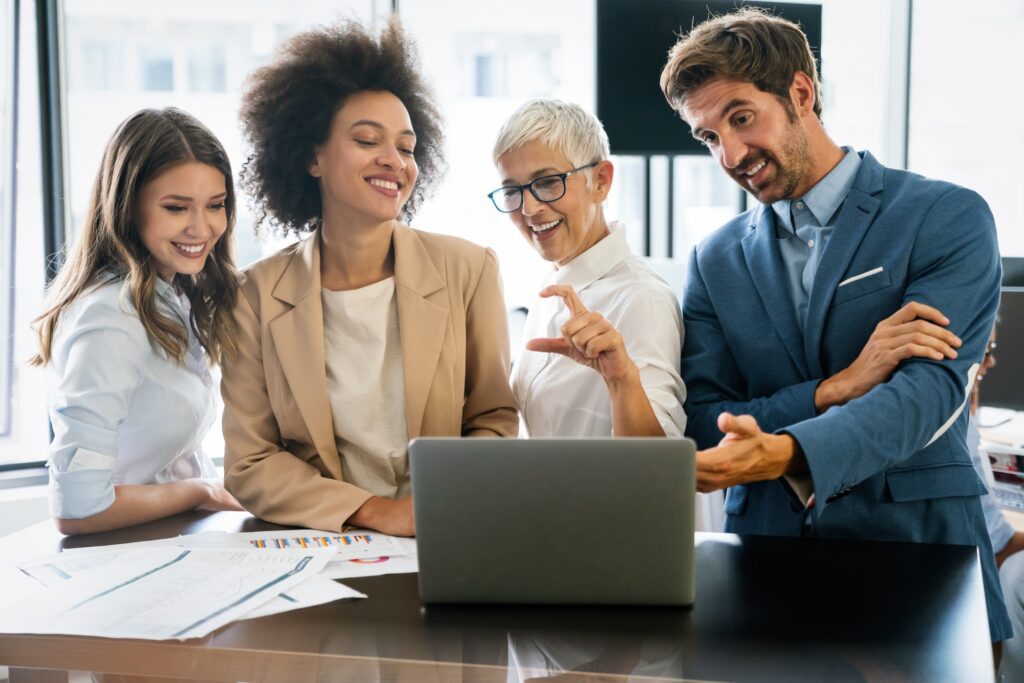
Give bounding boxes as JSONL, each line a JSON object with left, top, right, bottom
{"left": 681, "top": 77, "right": 813, "bottom": 204}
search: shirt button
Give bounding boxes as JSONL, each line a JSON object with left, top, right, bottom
{"left": 807, "top": 239, "right": 815, "bottom": 248}
{"left": 202, "top": 374, "right": 212, "bottom": 386}
{"left": 795, "top": 201, "right": 805, "bottom": 210}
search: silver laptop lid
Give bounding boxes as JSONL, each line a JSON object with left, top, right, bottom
{"left": 409, "top": 437, "right": 696, "bottom": 606}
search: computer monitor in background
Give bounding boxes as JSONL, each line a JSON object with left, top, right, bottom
{"left": 979, "top": 286, "right": 1024, "bottom": 411}
{"left": 596, "top": 0, "right": 821, "bottom": 155}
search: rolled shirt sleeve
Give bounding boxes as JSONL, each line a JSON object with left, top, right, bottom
{"left": 47, "top": 293, "right": 148, "bottom": 519}
{"left": 622, "top": 289, "right": 686, "bottom": 437}
{"left": 968, "top": 416, "right": 1015, "bottom": 553}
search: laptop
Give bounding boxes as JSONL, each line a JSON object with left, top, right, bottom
{"left": 409, "top": 437, "right": 696, "bottom": 606}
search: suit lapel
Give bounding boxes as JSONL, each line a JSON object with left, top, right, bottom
{"left": 802, "top": 153, "right": 884, "bottom": 376}
{"left": 741, "top": 205, "right": 811, "bottom": 380}
{"left": 268, "top": 232, "right": 341, "bottom": 479}
{"left": 393, "top": 226, "right": 449, "bottom": 440}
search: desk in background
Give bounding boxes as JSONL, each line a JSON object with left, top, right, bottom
{"left": 0, "top": 511, "right": 994, "bottom": 682}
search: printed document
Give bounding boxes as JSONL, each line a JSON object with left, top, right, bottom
{"left": 0, "top": 546, "right": 333, "bottom": 640}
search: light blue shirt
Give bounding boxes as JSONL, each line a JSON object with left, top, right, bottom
{"left": 968, "top": 415, "right": 1015, "bottom": 553}
{"left": 772, "top": 147, "right": 861, "bottom": 330}
{"left": 47, "top": 276, "right": 217, "bottom": 519}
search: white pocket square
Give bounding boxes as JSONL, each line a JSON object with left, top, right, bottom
{"left": 838, "top": 266, "right": 884, "bottom": 288}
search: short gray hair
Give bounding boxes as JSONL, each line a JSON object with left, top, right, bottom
{"left": 492, "top": 99, "right": 610, "bottom": 177}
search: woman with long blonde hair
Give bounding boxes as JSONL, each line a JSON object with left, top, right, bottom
{"left": 34, "top": 107, "right": 243, "bottom": 534}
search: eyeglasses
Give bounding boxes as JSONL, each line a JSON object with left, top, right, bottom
{"left": 487, "top": 162, "right": 599, "bottom": 213}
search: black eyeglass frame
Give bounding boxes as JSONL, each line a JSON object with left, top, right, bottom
{"left": 487, "top": 162, "right": 600, "bottom": 213}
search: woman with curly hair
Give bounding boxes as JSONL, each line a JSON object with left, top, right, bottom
{"left": 33, "top": 108, "right": 243, "bottom": 535}
{"left": 223, "top": 17, "right": 518, "bottom": 536}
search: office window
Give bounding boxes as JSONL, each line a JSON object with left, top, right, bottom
{"left": 138, "top": 46, "right": 174, "bottom": 91}
{"left": 401, "top": 0, "right": 595, "bottom": 308}
{"left": 1, "top": 0, "right": 49, "bottom": 465}
{"left": 457, "top": 33, "right": 561, "bottom": 99}
{"left": 188, "top": 44, "right": 227, "bottom": 93}
{"left": 0, "top": 0, "right": 15, "bottom": 438}
{"left": 909, "top": 0, "right": 1024, "bottom": 257}
{"left": 79, "top": 40, "right": 124, "bottom": 90}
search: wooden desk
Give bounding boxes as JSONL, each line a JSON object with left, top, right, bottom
{"left": 0, "top": 512, "right": 994, "bottom": 682}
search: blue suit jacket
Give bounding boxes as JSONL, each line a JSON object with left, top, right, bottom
{"left": 682, "top": 151, "right": 1011, "bottom": 640}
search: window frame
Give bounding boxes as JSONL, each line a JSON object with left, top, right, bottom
{"left": 0, "top": 0, "right": 20, "bottom": 437}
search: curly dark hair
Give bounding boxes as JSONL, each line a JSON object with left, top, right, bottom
{"left": 239, "top": 17, "right": 445, "bottom": 236}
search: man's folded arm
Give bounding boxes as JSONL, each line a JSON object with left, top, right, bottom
{"left": 785, "top": 187, "right": 1002, "bottom": 510}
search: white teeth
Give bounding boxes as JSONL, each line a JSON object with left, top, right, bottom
{"left": 744, "top": 160, "right": 767, "bottom": 176}
{"left": 369, "top": 178, "right": 399, "bottom": 190}
{"left": 530, "top": 220, "right": 560, "bottom": 233}
{"left": 174, "top": 243, "right": 204, "bottom": 254}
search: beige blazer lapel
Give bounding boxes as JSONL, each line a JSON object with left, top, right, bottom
{"left": 393, "top": 226, "right": 449, "bottom": 439}
{"left": 268, "top": 232, "right": 341, "bottom": 479}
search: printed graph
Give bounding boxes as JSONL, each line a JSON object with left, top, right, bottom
{"left": 239, "top": 529, "right": 406, "bottom": 562}
{"left": 248, "top": 534, "right": 377, "bottom": 550}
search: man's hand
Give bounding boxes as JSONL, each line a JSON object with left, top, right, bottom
{"left": 348, "top": 496, "right": 415, "bottom": 537}
{"left": 526, "top": 284, "right": 638, "bottom": 385}
{"left": 696, "top": 413, "right": 805, "bottom": 492}
{"left": 815, "top": 302, "right": 960, "bottom": 412}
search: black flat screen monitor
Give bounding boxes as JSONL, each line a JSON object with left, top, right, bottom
{"left": 596, "top": 0, "right": 822, "bottom": 155}
{"left": 1004, "top": 257, "right": 1024, "bottom": 287}
{"left": 980, "top": 287, "right": 1024, "bottom": 411}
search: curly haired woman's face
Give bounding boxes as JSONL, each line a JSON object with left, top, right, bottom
{"left": 134, "top": 161, "right": 228, "bottom": 282}
{"left": 309, "top": 90, "right": 419, "bottom": 226}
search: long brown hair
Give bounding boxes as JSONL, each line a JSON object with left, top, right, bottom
{"left": 32, "top": 107, "right": 239, "bottom": 366}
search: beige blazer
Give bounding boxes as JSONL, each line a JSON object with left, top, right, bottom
{"left": 221, "top": 225, "right": 519, "bottom": 531}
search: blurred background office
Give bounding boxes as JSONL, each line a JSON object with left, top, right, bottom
{"left": 2, "top": 0, "right": 1023, "bottom": 533}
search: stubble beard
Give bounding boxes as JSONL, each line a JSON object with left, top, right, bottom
{"left": 742, "top": 123, "right": 814, "bottom": 205}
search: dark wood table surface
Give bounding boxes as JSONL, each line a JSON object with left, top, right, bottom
{"left": 0, "top": 511, "right": 994, "bottom": 682}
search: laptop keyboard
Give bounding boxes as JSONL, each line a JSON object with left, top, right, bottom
{"left": 994, "top": 485, "right": 1024, "bottom": 512}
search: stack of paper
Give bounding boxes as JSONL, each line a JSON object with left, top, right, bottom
{"left": 1, "top": 528, "right": 419, "bottom": 641}
{"left": 978, "top": 407, "right": 1024, "bottom": 448}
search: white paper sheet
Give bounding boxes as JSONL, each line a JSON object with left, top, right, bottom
{"left": 16, "top": 531, "right": 231, "bottom": 588}
{"left": 320, "top": 537, "right": 419, "bottom": 579}
{"left": 241, "top": 574, "right": 365, "bottom": 619}
{"left": 16, "top": 544, "right": 367, "bottom": 620}
{"left": 18, "top": 529, "right": 416, "bottom": 589}
{"left": 0, "top": 546, "right": 333, "bottom": 640}
{"left": 978, "top": 407, "right": 1024, "bottom": 447}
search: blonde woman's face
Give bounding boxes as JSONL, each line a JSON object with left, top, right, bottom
{"left": 495, "top": 141, "right": 611, "bottom": 268}
{"left": 135, "top": 162, "right": 228, "bottom": 281}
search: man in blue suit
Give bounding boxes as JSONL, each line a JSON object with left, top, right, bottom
{"left": 660, "top": 8, "right": 1011, "bottom": 641}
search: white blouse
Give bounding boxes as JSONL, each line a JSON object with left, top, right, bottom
{"left": 47, "top": 277, "right": 217, "bottom": 519}
{"left": 322, "top": 277, "right": 410, "bottom": 499}
{"left": 512, "top": 225, "right": 686, "bottom": 437}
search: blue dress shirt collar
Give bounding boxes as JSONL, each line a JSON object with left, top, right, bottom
{"left": 772, "top": 146, "right": 861, "bottom": 234}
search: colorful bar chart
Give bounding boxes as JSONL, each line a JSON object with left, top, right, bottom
{"left": 248, "top": 534, "right": 376, "bottom": 550}
{"left": 238, "top": 529, "right": 405, "bottom": 562}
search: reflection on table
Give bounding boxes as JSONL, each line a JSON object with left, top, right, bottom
{"left": 0, "top": 510, "right": 994, "bottom": 682}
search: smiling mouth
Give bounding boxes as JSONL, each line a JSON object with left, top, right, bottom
{"left": 530, "top": 219, "right": 561, "bottom": 234}
{"left": 173, "top": 242, "right": 206, "bottom": 256}
{"left": 368, "top": 178, "right": 400, "bottom": 191}
{"left": 742, "top": 159, "right": 767, "bottom": 178}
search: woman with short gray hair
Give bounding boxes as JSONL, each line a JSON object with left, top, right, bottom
{"left": 489, "top": 98, "right": 685, "bottom": 437}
